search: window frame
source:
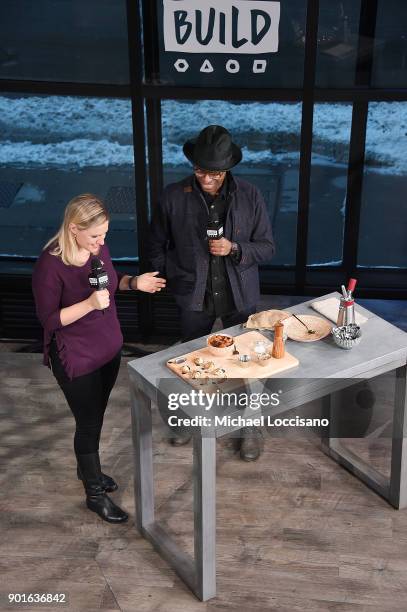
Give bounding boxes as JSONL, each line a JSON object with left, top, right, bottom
{"left": 0, "top": 0, "right": 406, "bottom": 342}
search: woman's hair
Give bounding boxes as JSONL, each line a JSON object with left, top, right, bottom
{"left": 44, "top": 194, "right": 109, "bottom": 265}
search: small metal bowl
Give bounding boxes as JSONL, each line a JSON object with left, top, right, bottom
{"left": 238, "top": 354, "right": 252, "bottom": 368}
{"left": 331, "top": 324, "right": 362, "bottom": 350}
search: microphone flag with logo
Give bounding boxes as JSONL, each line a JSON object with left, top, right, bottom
{"left": 207, "top": 213, "right": 224, "bottom": 240}
{"left": 88, "top": 257, "right": 109, "bottom": 291}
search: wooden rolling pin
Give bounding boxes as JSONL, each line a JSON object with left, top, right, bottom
{"left": 272, "top": 321, "right": 285, "bottom": 359}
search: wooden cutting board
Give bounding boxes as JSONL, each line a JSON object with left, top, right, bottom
{"left": 166, "top": 331, "right": 299, "bottom": 387}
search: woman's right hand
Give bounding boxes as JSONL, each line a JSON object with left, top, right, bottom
{"left": 88, "top": 289, "right": 110, "bottom": 310}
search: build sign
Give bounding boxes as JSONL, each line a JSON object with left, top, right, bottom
{"left": 159, "top": 0, "right": 282, "bottom": 85}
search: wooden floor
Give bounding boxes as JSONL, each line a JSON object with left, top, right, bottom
{"left": 1, "top": 352, "right": 407, "bottom": 612}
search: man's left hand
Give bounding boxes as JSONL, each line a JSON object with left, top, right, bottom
{"left": 209, "top": 238, "right": 232, "bottom": 256}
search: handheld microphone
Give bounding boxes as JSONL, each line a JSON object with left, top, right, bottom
{"left": 207, "top": 214, "right": 224, "bottom": 241}
{"left": 88, "top": 257, "right": 109, "bottom": 290}
{"left": 88, "top": 258, "right": 109, "bottom": 313}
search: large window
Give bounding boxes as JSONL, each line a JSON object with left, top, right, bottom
{"left": 0, "top": 0, "right": 406, "bottom": 333}
{"left": 155, "top": 0, "right": 307, "bottom": 88}
{"left": 0, "top": 94, "right": 137, "bottom": 260}
{"left": 315, "top": 0, "right": 361, "bottom": 87}
{"left": 0, "top": 0, "right": 129, "bottom": 84}
{"left": 358, "top": 102, "right": 407, "bottom": 268}
{"left": 371, "top": 0, "right": 407, "bottom": 88}
{"left": 161, "top": 100, "right": 302, "bottom": 265}
{"left": 307, "top": 103, "right": 353, "bottom": 266}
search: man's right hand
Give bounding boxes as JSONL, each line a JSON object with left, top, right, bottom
{"left": 88, "top": 289, "right": 110, "bottom": 310}
{"left": 209, "top": 237, "right": 232, "bottom": 256}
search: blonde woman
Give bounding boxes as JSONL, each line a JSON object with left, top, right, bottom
{"left": 32, "top": 194, "right": 165, "bottom": 523}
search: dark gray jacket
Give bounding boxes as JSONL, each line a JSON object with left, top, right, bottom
{"left": 149, "top": 173, "right": 275, "bottom": 311}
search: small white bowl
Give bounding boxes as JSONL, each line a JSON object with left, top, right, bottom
{"left": 207, "top": 333, "right": 235, "bottom": 357}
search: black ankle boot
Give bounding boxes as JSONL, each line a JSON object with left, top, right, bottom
{"left": 77, "top": 455, "right": 118, "bottom": 493}
{"left": 76, "top": 453, "right": 128, "bottom": 524}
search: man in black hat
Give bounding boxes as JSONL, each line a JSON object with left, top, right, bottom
{"left": 149, "top": 125, "right": 275, "bottom": 461}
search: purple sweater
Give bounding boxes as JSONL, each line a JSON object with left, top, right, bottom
{"left": 32, "top": 244, "right": 123, "bottom": 380}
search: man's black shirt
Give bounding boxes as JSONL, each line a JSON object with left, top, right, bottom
{"left": 197, "top": 176, "right": 236, "bottom": 317}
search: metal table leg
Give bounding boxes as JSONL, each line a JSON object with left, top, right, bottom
{"left": 321, "top": 365, "right": 407, "bottom": 509}
{"left": 129, "top": 383, "right": 217, "bottom": 600}
{"left": 389, "top": 364, "right": 407, "bottom": 509}
{"left": 193, "top": 435, "right": 217, "bottom": 601}
{"left": 130, "top": 387, "right": 154, "bottom": 530}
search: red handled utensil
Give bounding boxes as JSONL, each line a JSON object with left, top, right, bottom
{"left": 346, "top": 278, "right": 357, "bottom": 299}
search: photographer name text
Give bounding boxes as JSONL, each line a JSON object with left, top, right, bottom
{"left": 168, "top": 415, "right": 329, "bottom": 428}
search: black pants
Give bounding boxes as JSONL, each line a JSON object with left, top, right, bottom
{"left": 49, "top": 340, "right": 121, "bottom": 455}
{"left": 180, "top": 307, "right": 256, "bottom": 342}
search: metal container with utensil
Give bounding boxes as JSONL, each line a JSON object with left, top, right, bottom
{"left": 337, "top": 298, "right": 355, "bottom": 327}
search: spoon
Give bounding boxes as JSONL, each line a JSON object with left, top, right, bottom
{"left": 292, "top": 313, "right": 316, "bottom": 334}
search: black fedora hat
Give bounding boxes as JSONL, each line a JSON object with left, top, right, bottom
{"left": 183, "top": 125, "right": 242, "bottom": 171}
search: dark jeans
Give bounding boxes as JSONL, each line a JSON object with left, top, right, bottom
{"left": 49, "top": 340, "right": 121, "bottom": 455}
{"left": 180, "top": 307, "right": 256, "bottom": 342}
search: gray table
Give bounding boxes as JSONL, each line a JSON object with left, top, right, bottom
{"left": 127, "top": 293, "right": 407, "bottom": 601}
